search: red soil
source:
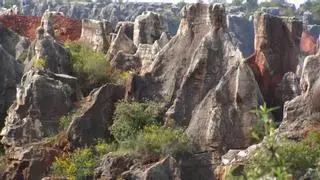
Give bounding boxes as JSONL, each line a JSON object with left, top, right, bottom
{"left": 0, "top": 14, "right": 82, "bottom": 42}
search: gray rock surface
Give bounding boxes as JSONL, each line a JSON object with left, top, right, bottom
{"left": 227, "top": 14, "right": 254, "bottom": 57}
{"left": 133, "top": 11, "right": 168, "bottom": 46}
{"left": 67, "top": 83, "right": 124, "bottom": 148}
{"left": 1, "top": 70, "right": 74, "bottom": 147}
{"left": 107, "top": 25, "right": 137, "bottom": 60}
{"left": 79, "top": 19, "right": 112, "bottom": 53}
{"left": 110, "top": 51, "right": 141, "bottom": 71}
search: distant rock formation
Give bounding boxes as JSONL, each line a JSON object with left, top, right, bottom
{"left": 246, "top": 13, "right": 302, "bottom": 120}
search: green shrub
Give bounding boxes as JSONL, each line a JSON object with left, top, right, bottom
{"left": 110, "top": 101, "right": 163, "bottom": 142}
{"left": 31, "top": 57, "right": 45, "bottom": 69}
{"left": 119, "top": 124, "right": 188, "bottom": 158}
{"left": 59, "top": 114, "right": 73, "bottom": 130}
{"left": 51, "top": 141, "right": 117, "bottom": 179}
{"left": 64, "top": 41, "right": 125, "bottom": 93}
{"left": 228, "top": 104, "right": 320, "bottom": 179}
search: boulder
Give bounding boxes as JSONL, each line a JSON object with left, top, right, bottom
{"left": 133, "top": 11, "right": 168, "bottom": 46}
{"left": 107, "top": 25, "right": 137, "bottom": 61}
{"left": 94, "top": 154, "right": 134, "bottom": 180}
{"left": 79, "top": 19, "right": 112, "bottom": 53}
{"left": 1, "top": 70, "right": 75, "bottom": 147}
{"left": 110, "top": 51, "right": 141, "bottom": 71}
{"left": 67, "top": 83, "right": 124, "bottom": 148}
{"left": 246, "top": 13, "right": 302, "bottom": 120}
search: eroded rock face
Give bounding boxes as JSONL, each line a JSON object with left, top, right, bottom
{"left": 94, "top": 154, "right": 134, "bottom": 180}
{"left": 115, "top": 21, "right": 134, "bottom": 40}
{"left": 0, "top": 24, "right": 26, "bottom": 124}
{"left": 67, "top": 83, "right": 124, "bottom": 148}
{"left": 246, "top": 13, "right": 302, "bottom": 120}
{"left": 79, "top": 19, "right": 112, "bottom": 53}
{"left": 280, "top": 53, "right": 320, "bottom": 139}
{"left": 122, "top": 156, "right": 180, "bottom": 180}
{"left": 107, "top": 25, "right": 137, "bottom": 60}
{"left": 133, "top": 11, "right": 168, "bottom": 46}
{"left": 3, "top": 144, "right": 61, "bottom": 180}
{"left": 24, "top": 22, "right": 71, "bottom": 74}
{"left": 1, "top": 70, "right": 74, "bottom": 147}
{"left": 110, "top": 51, "right": 141, "bottom": 71}
{"left": 126, "top": 3, "right": 223, "bottom": 104}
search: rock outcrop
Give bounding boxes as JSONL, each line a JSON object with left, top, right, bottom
{"left": 24, "top": 13, "right": 72, "bottom": 74}
{"left": 0, "top": 24, "right": 26, "bottom": 123}
{"left": 110, "top": 51, "right": 141, "bottom": 71}
{"left": 122, "top": 156, "right": 180, "bottom": 180}
{"left": 127, "top": 3, "right": 263, "bottom": 154}
{"left": 67, "top": 83, "right": 124, "bottom": 148}
{"left": 115, "top": 21, "right": 134, "bottom": 40}
{"left": 79, "top": 19, "right": 112, "bottom": 53}
{"left": 279, "top": 53, "right": 320, "bottom": 139}
{"left": 1, "top": 70, "right": 75, "bottom": 147}
{"left": 107, "top": 26, "right": 137, "bottom": 60}
{"left": 133, "top": 11, "right": 168, "bottom": 46}
{"left": 246, "top": 13, "right": 302, "bottom": 120}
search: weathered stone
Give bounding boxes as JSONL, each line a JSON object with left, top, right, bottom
{"left": 122, "top": 156, "right": 180, "bottom": 180}
{"left": 280, "top": 72, "right": 301, "bottom": 103}
{"left": 126, "top": 3, "right": 223, "bottom": 104}
{"left": 67, "top": 83, "right": 124, "bottom": 148}
{"left": 107, "top": 25, "right": 137, "bottom": 61}
{"left": 94, "top": 154, "right": 134, "bottom": 180}
{"left": 2, "top": 144, "right": 61, "bottom": 180}
{"left": 279, "top": 53, "right": 320, "bottom": 139}
{"left": 110, "top": 51, "right": 141, "bottom": 71}
{"left": 24, "top": 25, "right": 71, "bottom": 74}
{"left": 133, "top": 11, "right": 168, "bottom": 46}
{"left": 246, "top": 13, "right": 302, "bottom": 120}
{"left": 227, "top": 14, "right": 254, "bottom": 57}
{"left": 115, "top": 21, "right": 134, "bottom": 40}
{"left": 79, "top": 19, "right": 112, "bottom": 53}
{"left": 1, "top": 70, "right": 74, "bottom": 147}
{"left": 134, "top": 44, "right": 154, "bottom": 74}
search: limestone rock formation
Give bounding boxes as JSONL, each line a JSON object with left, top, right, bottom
{"left": 0, "top": 24, "right": 27, "bottom": 124}
{"left": 107, "top": 25, "right": 137, "bottom": 60}
{"left": 127, "top": 3, "right": 264, "bottom": 154}
{"left": 1, "top": 70, "right": 75, "bottom": 147}
{"left": 122, "top": 156, "right": 180, "bottom": 180}
{"left": 227, "top": 14, "right": 254, "bottom": 57}
{"left": 67, "top": 83, "right": 124, "bottom": 148}
{"left": 115, "top": 21, "right": 134, "bottom": 40}
{"left": 79, "top": 19, "right": 112, "bottom": 53}
{"left": 24, "top": 16, "right": 71, "bottom": 74}
{"left": 3, "top": 144, "right": 61, "bottom": 180}
{"left": 110, "top": 51, "right": 141, "bottom": 71}
{"left": 280, "top": 72, "right": 301, "bottom": 103}
{"left": 246, "top": 13, "right": 302, "bottom": 120}
{"left": 279, "top": 53, "right": 320, "bottom": 139}
{"left": 133, "top": 11, "right": 168, "bottom": 46}
{"left": 94, "top": 154, "right": 134, "bottom": 180}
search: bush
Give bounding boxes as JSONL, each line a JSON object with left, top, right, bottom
{"left": 51, "top": 141, "right": 117, "bottom": 179}
{"left": 228, "top": 104, "right": 320, "bottom": 179}
{"left": 59, "top": 113, "right": 73, "bottom": 130}
{"left": 119, "top": 125, "right": 188, "bottom": 159}
{"left": 64, "top": 42, "right": 125, "bottom": 93}
{"left": 110, "top": 101, "right": 163, "bottom": 142}
{"left": 31, "top": 57, "right": 45, "bottom": 69}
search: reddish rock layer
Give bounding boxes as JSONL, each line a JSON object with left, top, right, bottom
{"left": 246, "top": 13, "right": 302, "bottom": 115}
{"left": 0, "top": 14, "right": 81, "bottom": 41}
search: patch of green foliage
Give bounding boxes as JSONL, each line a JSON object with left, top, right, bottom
{"left": 227, "top": 104, "right": 320, "bottom": 179}
{"left": 110, "top": 100, "right": 163, "bottom": 142}
{"left": 119, "top": 124, "right": 188, "bottom": 158}
{"left": 0, "top": 153, "right": 5, "bottom": 173}
{"left": 301, "top": 0, "right": 320, "bottom": 24}
{"left": 31, "top": 57, "right": 45, "bottom": 69}
{"left": 51, "top": 140, "right": 117, "bottom": 180}
{"left": 64, "top": 42, "right": 124, "bottom": 94}
{"left": 59, "top": 113, "right": 73, "bottom": 130}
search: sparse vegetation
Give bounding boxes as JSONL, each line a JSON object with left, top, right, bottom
{"left": 110, "top": 100, "right": 163, "bottom": 142}
{"left": 31, "top": 57, "right": 45, "bottom": 69}
{"left": 227, "top": 104, "right": 320, "bottom": 179}
{"left": 59, "top": 113, "right": 73, "bottom": 130}
{"left": 64, "top": 41, "right": 125, "bottom": 94}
